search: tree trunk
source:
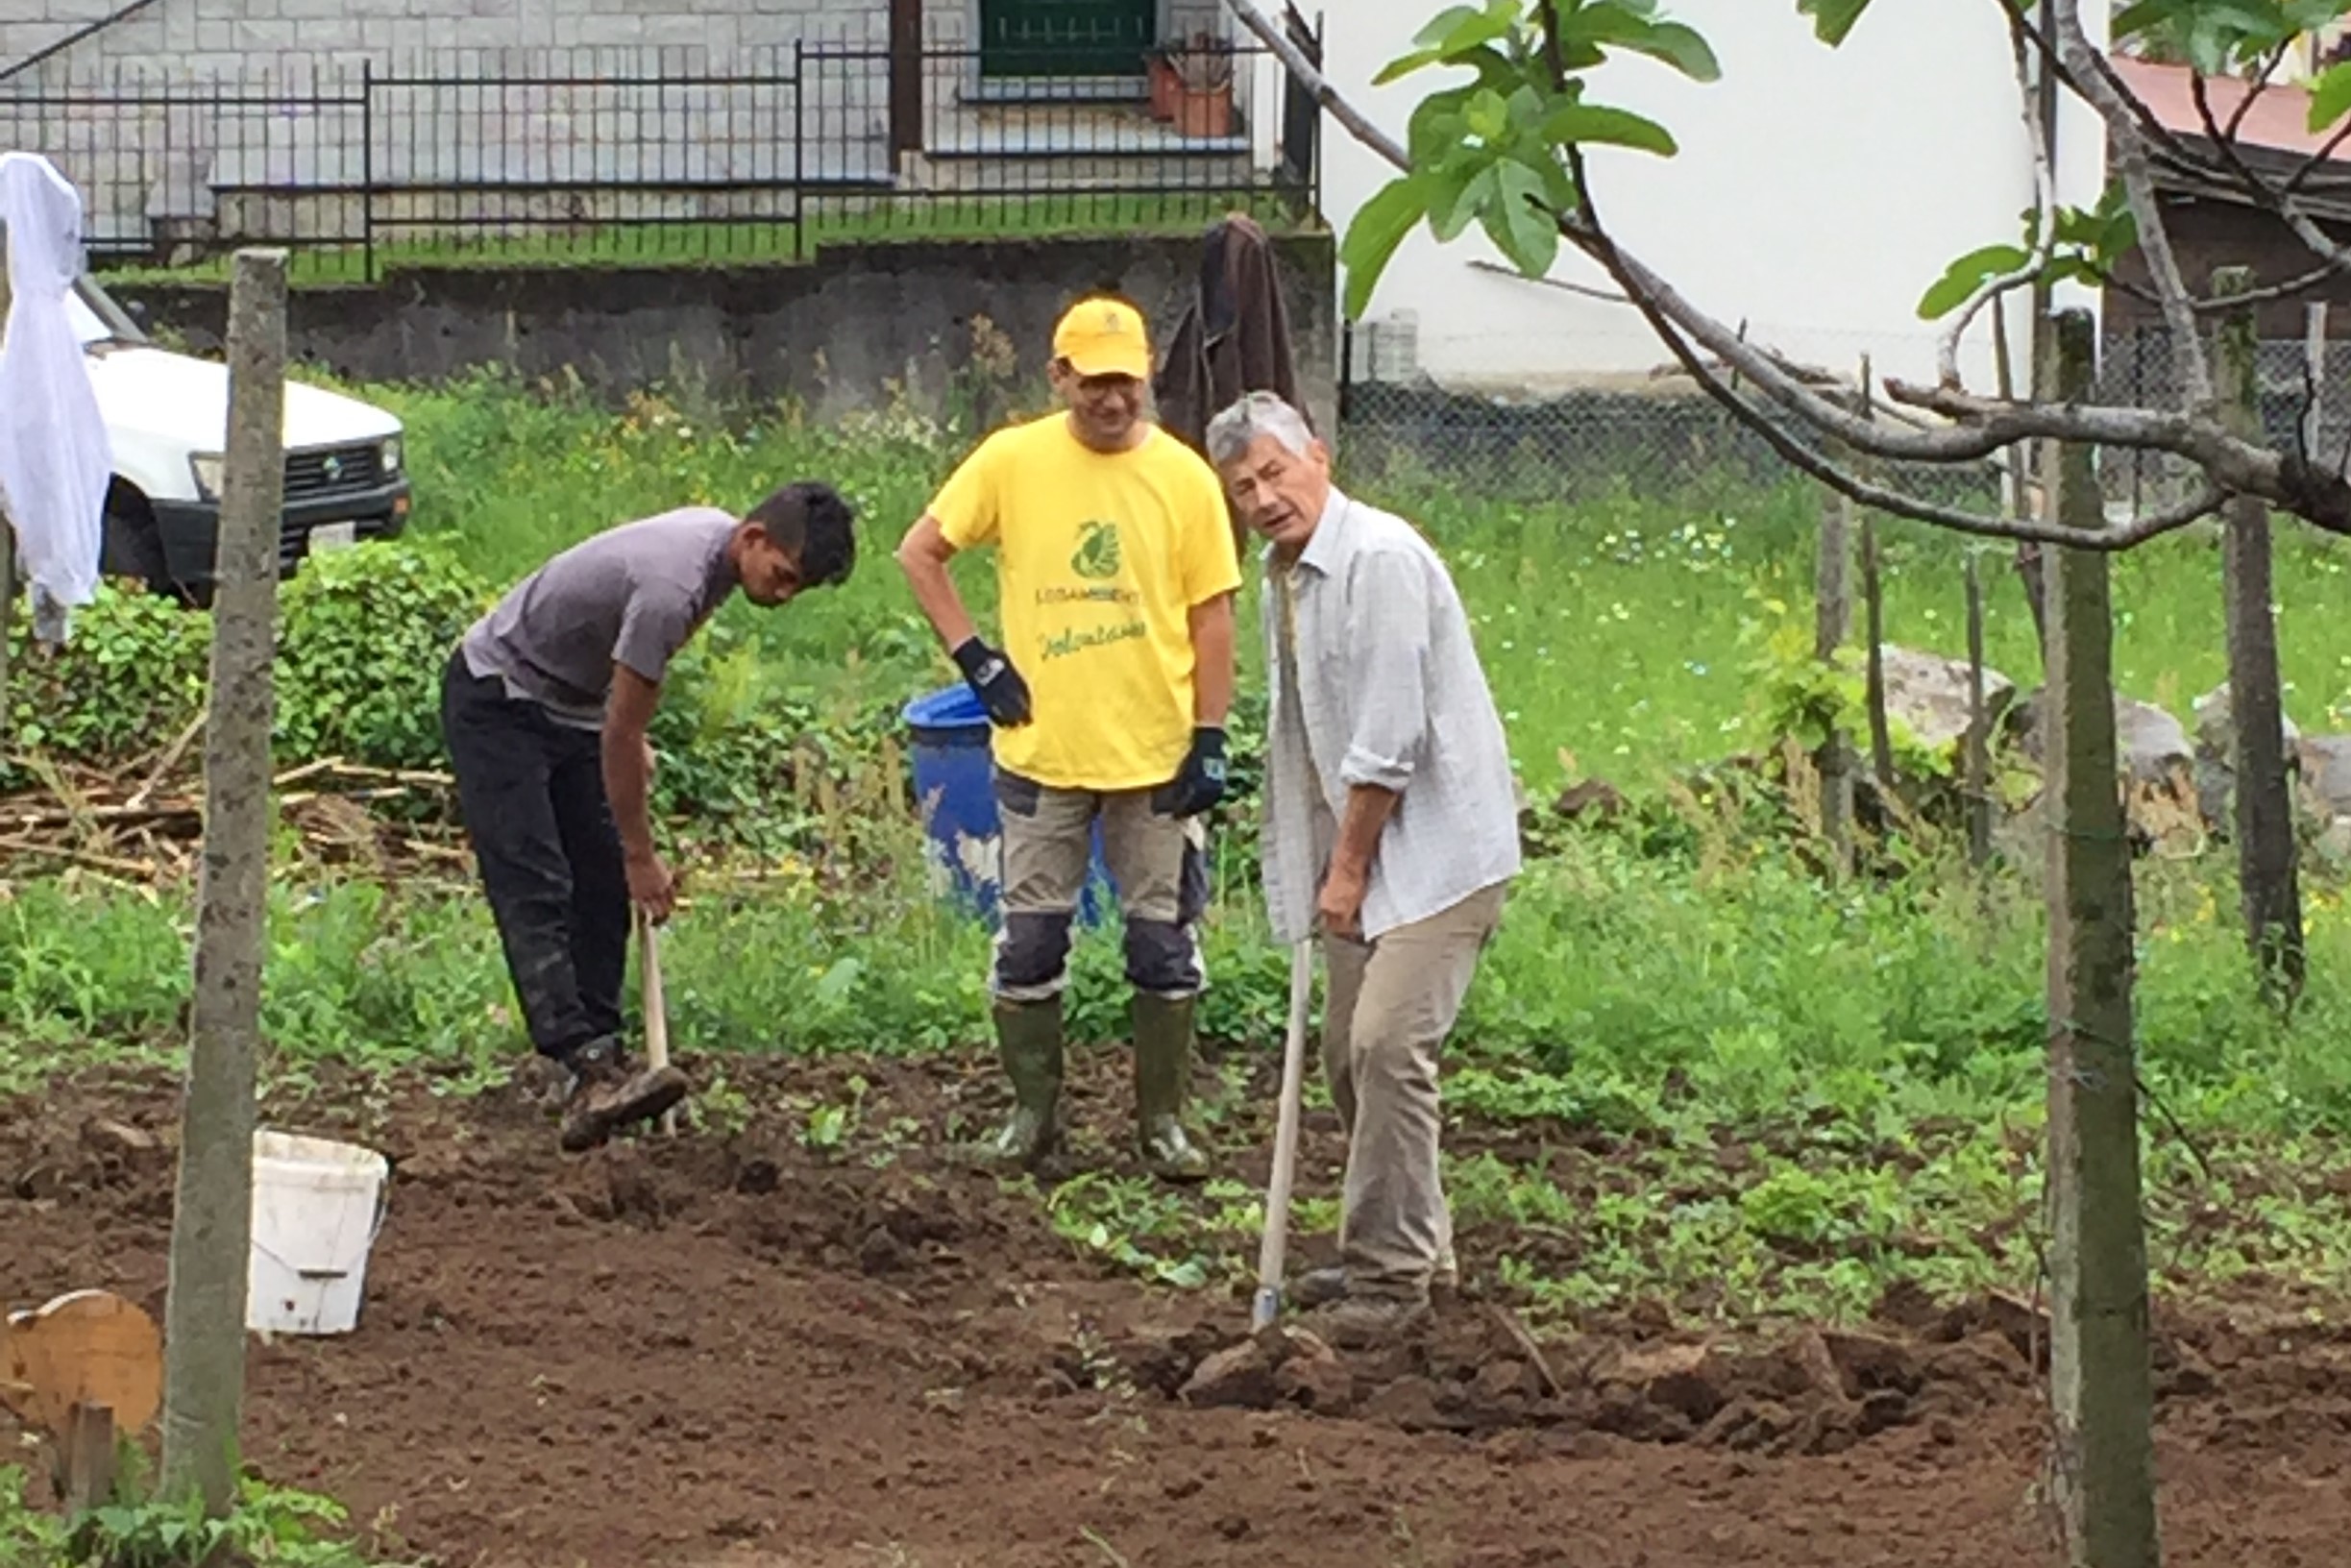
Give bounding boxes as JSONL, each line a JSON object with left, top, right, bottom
{"left": 1814, "top": 485, "right": 1854, "bottom": 877}
{"left": 159, "top": 250, "right": 288, "bottom": 1515}
{"left": 2040, "top": 306, "right": 2161, "bottom": 1568}
{"left": 2212, "top": 267, "right": 2305, "bottom": 1010}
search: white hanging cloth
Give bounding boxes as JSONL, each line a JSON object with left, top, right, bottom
{"left": 0, "top": 151, "right": 110, "bottom": 645}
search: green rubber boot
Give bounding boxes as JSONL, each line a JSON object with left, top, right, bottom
{"left": 985, "top": 996, "right": 1065, "bottom": 1169}
{"left": 1132, "top": 994, "right": 1211, "bottom": 1183}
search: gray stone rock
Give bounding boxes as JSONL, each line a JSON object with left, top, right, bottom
{"left": 1878, "top": 645, "right": 2016, "bottom": 754}
{"left": 2192, "top": 682, "right": 2302, "bottom": 830}
{"left": 2008, "top": 690, "right": 2201, "bottom": 852}
{"left": 2297, "top": 736, "right": 2351, "bottom": 819}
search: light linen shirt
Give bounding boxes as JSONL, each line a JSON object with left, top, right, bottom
{"left": 1260, "top": 487, "right": 1522, "bottom": 945}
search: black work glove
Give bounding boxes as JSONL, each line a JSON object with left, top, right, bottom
{"left": 1159, "top": 726, "right": 1229, "bottom": 818}
{"left": 952, "top": 637, "right": 1033, "bottom": 727}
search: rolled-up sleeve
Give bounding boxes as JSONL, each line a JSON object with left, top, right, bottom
{"left": 1338, "top": 549, "right": 1430, "bottom": 792}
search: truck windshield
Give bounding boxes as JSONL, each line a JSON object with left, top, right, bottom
{"left": 0, "top": 216, "right": 149, "bottom": 348}
{"left": 71, "top": 274, "right": 147, "bottom": 349}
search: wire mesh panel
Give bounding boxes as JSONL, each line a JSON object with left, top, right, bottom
{"left": 1335, "top": 318, "right": 2351, "bottom": 524}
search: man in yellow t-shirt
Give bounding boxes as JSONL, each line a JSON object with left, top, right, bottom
{"left": 896, "top": 294, "right": 1241, "bottom": 1182}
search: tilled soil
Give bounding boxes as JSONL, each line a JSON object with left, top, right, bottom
{"left": 7, "top": 1052, "right": 2351, "bottom": 1568}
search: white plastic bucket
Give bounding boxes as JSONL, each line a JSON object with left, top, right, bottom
{"left": 246, "top": 1129, "right": 390, "bottom": 1336}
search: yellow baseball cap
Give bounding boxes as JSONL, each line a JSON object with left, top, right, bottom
{"left": 1052, "top": 297, "right": 1152, "bottom": 380}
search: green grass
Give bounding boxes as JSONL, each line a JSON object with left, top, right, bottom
{"left": 367, "top": 372, "right": 2351, "bottom": 801}
{"left": 92, "top": 191, "right": 1313, "bottom": 286}
{"left": 18, "top": 373, "right": 2351, "bottom": 1330}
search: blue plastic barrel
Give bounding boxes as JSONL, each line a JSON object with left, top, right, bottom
{"left": 902, "top": 683, "right": 1114, "bottom": 927}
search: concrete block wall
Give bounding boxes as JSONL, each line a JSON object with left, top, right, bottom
{"left": 0, "top": 0, "right": 919, "bottom": 79}
{"left": 103, "top": 231, "right": 1341, "bottom": 437}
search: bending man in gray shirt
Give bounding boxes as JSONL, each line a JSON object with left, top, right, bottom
{"left": 441, "top": 483, "right": 856, "bottom": 1153}
{"left": 1208, "top": 392, "right": 1521, "bottom": 1347}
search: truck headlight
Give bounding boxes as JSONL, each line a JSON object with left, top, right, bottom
{"left": 380, "top": 435, "right": 403, "bottom": 477}
{"left": 189, "top": 453, "right": 225, "bottom": 501}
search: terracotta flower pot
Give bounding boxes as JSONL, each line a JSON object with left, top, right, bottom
{"left": 1175, "top": 83, "right": 1232, "bottom": 138}
{"left": 1147, "top": 54, "right": 1180, "bottom": 122}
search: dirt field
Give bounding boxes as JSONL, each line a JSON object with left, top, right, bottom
{"left": 8, "top": 1050, "right": 2351, "bottom": 1568}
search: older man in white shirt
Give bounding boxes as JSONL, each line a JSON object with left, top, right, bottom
{"left": 1206, "top": 391, "right": 1522, "bottom": 1345}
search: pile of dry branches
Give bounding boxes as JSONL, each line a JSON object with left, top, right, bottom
{"left": 0, "top": 719, "right": 467, "bottom": 886}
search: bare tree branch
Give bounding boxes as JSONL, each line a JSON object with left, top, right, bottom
{"left": 2190, "top": 257, "right": 2341, "bottom": 311}
{"left": 1889, "top": 380, "right": 2351, "bottom": 530}
{"left": 2280, "top": 117, "right": 2351, "bottom": 199}
{"left": 1577, "top": 215, "right": 2225, "bottom": 551}
{"left": 2049, "top": 0, "right": 2215, "bottom": 410}
{"left": 2118, "top": 38, "right": 2351, "bottom": 302}
{"left": 2191, "top": 68, "right": 2268, "bottom": 193}
{"left": 1219, "top": 0, "right": 2351, "bottom": 534}
{"left": 2222, "top": 44, "right": 2287, "bottom": 146}
{"left": 1935, "top": 10, "right": 2063, "bottom": 391}
{"left": 2014, "top": 11, "right": 2241, "bottom": 186}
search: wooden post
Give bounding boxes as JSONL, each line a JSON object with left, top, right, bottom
{"left": 1814, "top": 481, "right": 1854, "bottom": 877}
{"left": 889, "top": 0, "right": 924, "bottom": 161}
{"left": 2214, "top": 267, "right": 2305, "bottom": 1009}
{"left": 1856, "top": 357, "right": 1895, "bottom": 796}
{"left": 159, "top": 249, "right": 288, "bottom": 1516}
{"left": 60, "top": 1403, "right": 117, "bottom": 1513}
{"left": 2306, "top": 302, "right": 2329, "bottom": 459}
{"left": 2040, "top": 306, "right": 2160, "bottom": 1568}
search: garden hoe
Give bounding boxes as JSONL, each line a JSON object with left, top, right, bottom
{"left": 1250, "top": 939, "right": 1315, "bottom": 1331}
{"left": 638, "top": 907, "right": 678, "bottom": 1137}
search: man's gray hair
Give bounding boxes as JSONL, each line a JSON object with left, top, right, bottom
{"left": 1205, "top": 391, "right": 1317, "bottom": 468}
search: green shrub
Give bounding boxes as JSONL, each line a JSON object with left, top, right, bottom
{"left": 274, "top": 537, "right": 495, "bottom": 772}
{"left": 4, "top": 585, "right": 207, "bottom": 778}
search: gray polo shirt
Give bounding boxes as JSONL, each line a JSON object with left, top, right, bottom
{"left": 460, "top": 506, "right": 741, "bottom": 729}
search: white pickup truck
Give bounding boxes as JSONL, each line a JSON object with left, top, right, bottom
{"left": 65, "top": 269, "right": 413, "bottom": 601}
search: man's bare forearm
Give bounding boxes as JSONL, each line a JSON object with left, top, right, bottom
{"left": 1188, "top": 592, "right": 1236, "bottom": 727}
{"left": 1332, "top": 784, "right": 1399, "bottom": 880}
{"left": 896, "top": 514, "right": 979, "bottom": 650}
{"left": 602, "top": 663, "right": 666, "bottom": 863}
{"left": 601, "top": 723, "right": 657, "bottom": 861}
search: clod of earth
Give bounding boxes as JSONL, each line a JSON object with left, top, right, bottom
{"left": 1180, "top": 1324, "right": 1340, "bottom": 1411}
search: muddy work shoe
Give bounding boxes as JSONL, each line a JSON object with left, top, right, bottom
{"left": 1306, "top": 1293, "right": 1432, "bottom": 1351}
{"left": 1292, "top": 1266, "right": 1350, "bottom": 1309}
{"left": 557, "top": 1037, "right": 689, "bottom": 1154}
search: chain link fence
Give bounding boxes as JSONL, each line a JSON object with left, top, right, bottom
{"left": 1335, "top": 318, "right": 2351, "bottom": 520}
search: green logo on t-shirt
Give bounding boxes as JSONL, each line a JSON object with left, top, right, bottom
{"left": 1071, "top": 520, "right": 1122, "bottom": 580}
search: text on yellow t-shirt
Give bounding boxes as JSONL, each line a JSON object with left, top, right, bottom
{"left": 929, "top": 415, "right": 1241, "bottom": 792}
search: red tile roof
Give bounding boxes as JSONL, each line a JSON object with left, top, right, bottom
{"left": 2112, "top": 53, "right": 2351, "bottom": 163}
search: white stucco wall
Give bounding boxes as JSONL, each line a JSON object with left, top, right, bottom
{"left": 1323, "top": 0, "right": 2112, "bottom": 396}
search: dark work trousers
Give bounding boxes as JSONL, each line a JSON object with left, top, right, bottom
{"left": 439, "top": 649, "right": 629, "bottom": 1064}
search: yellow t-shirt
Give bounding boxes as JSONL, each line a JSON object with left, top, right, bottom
{"left": 930, "top": 415, "right": 1241, "bottom": 791}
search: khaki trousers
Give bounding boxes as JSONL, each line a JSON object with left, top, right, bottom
{"left": 1321, "top": 882, "right": 1507, "bottom": 1299}
{"left": 992, "top": 771, "right": 1208, "bottom": 1003}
